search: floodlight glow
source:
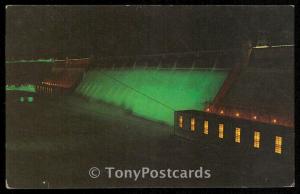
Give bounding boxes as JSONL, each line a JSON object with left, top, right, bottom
{"left": 76, "top": 68, "right": 228, "bottom": 126}
{"left": 6, "top": 85, "right": 36, "bottom": 93}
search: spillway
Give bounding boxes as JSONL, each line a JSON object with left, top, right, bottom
{"left": 75, "top": 68, "right": 228, "bottom": 125}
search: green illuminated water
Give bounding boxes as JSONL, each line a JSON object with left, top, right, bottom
{"left": 76, "top": 68, "right": 228, "bottom": 125}
{"left": 6, "top": 59, "right": 54, "bottom": 64}
{"left": 6, "top": 85, "right": 36, "bottom": 93}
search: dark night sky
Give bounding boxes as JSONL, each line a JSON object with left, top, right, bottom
{"left": 5, "top": 5, "right": 294, "bottom": 59}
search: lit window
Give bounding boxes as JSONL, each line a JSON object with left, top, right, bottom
{"left": 27, "top": 97, "right": 34, "bottom": 103}
{"left": 20, "top": 96, "right": 24, "bottom": 102}
{"left": 235, "top": 128, "right": 241, "bottom": 143}
{"left": 204, "top": 120, "right": 208, "bottom": 134}
{"left": 275, "top": 136, "right": 282, "bottom": 154}
{"left": 254, "top": 131, "right": 260, "bottom": 148}
{"left": 218, "top": 124, "right": 224, "bottom": 138}
{"left": 179, "top": 116, "right": 183, "bottom": 128}
{"left": 191, "top": 118, "right": 196, "bottom": 131}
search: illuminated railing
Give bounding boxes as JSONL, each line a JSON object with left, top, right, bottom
{"left": 204, "top": 105, "right": 293, "bottom": 128}
{"left": 53, "top": 58, "right": 89, "bottom": 68}
{"left": 6, "top": 57, "right": 89, "bottom": 68}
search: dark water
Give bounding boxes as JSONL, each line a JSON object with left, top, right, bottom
{"left": 6, "top": 95, "right": 294, "bottom": 188}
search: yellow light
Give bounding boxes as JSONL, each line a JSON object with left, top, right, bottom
{"left": 179, "top": 116, "right": 183, "bottom": 128}
{"left": 218, "top": 124, "right": 224, "bottom": 139}
{"left": 235, "top": 112, "right": 240, "bottom": 117}
{"left": 254, "top": 131, "right": 260, "bottom": 148}
{"left": 272, "top": 119, "right": 277, "bottom": 123}
{"left": 204, "top": 120, "right": 208, "bottom": 134}
{"left": 206, "top": 108, "right": 210, "bottom": 112}
{"left": 253, "top": 116, "right": 257, "bottom": 120}
{"left": 191, "top": 118, "right": 196, "bottom": 131}
{"left": 235, "top": 128, "right": 241, "bottom": 143}
{"left": 275, "top": 136, "right": 282, "bottom": 154}
{"left": 220, "top": 110, "right": 224, "bottom": 114}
